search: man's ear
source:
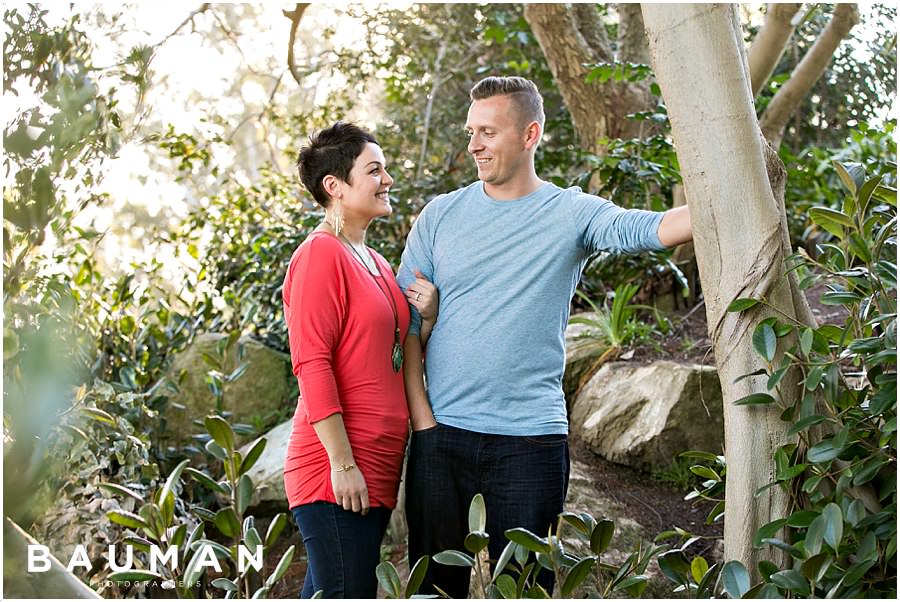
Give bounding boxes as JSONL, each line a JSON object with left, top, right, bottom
{"left": 524, "top": 121, "right": 542, "bottom": 150}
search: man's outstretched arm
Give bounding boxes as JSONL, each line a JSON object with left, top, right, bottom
{"left": 658, "top": 205, "right": 692, "bottom": 247}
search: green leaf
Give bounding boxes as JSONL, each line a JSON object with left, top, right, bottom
{"left": 495, "top": 573, "right": 518, "bottom": 599}
{"left": 727, "top": 297, "right": 760, "bottom": 312}
{"left": 873, "top": 184, "right": 897, "bottom": 206}
{"left": 265, "top": 513, "right": 289, "bottom": 546}
{"left": 214, "top": 506, "right": 241, "bottom": 538}
{"left": 244, "top": 527, "right": 262, "bottom": 552}
{"left": 590, "top": 519, "right": 615, "bottom": 555}
{"left": 375, "top": 561, "right": 402, "bottom": 598}
{"left": 799, "top": 328, "right": 814, "bottom": 356}
{"left": 184, "top": 467, "right": 228, "bottom": 494}
{"left": 770, "top": 569, "right": 810, "bottom": 596}
{"left": 80, "top": 407, "right": 117, "bottom": 425}
{"left": 158, "top": 458, "right": 190, "bottom": 513}
{"left": 239, "top": 437, "right": 267, "bottom": 475}
{"left": 212, "top": 578, "right": 238, "bottom": 592}
{"left": 762, "top": 538, "right": 805, "bottom": 559}
{"left": 236, "top": 474, "right": 253, "bottom": 515}
{"left": 265, "top": 545, "right": 295, "bottom": 587}
{"left": 464, "top": 530, "right": 490, "bottom": 554}
{"left": 721, "top": 560, "right": 750, "bottom": 597}
{"left": 433, "top": 550, "right": 475, "bottom": 567}
{"left": 787, "top": 415, "right": 827, "bottom": 437}
{"left": 820, "top": 291, "right": 862, "bottom": 305}
{"left": 753, "top": 322, "right": 777, "bottom": 361}
{"left": 505, "top": 528, "right": 550, "bottom": 554}
{"left": 558, "top": 512, "right": 590, "bottom": 537}
{"left": 691, "top": 556, "right": 709, "bottom": 584}
{"left": 801, "top": 553, "right": 833, "bottom": 582}
{"left": 108, "top": 569, "right": 162, "bottom": 582}
{"left": 809, "top": 207, "right": 852, "bottom": 237}
{"left": 807, "top": 439, "right": 840, "bottom": 463}
{"left": 107, "top": 510, "right": 148, "bottom": 530}
{"left": 657, "top": 550, "right": 690, "bottom": 584}
{"left": 98, "top": 482, "right": 144, "bottom": 504}
{"left": 833, "top": 161, "right": 865, "bottom": 195}
{"left": 205, "top": 415, "right": 235, "bottom": 452}
{"left": 753, "top": 519, "right": 787, "bottom": 548}
{"left": 821, "top": 503, "right": 843, "bottom": 551}
{"left": 206, "top": 439, "right": 227, "bottom": 461}
{"left": 561, "top": 556, "right": 596, "bottom": 597}
{"left": 785, "top": 511, "right": 819, "bottom": 528}
{"left": 733, "top": 392, "right": 776, "bottom": 406}
{"left": 405, "top": 555, "right": 429, "bottom": 598}
{"left": 689, "top": 465, "right": 721, "bottom": 480}
{"left": 468, "top": 493, "right": 486, "bottom": 533}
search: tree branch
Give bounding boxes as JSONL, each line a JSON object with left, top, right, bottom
{"left": 759, "top": 4, "right": 859, "bottom": 147}
{"left": 284, "top": 3, "right": 311, "bottom": 87}
{"left": 617, "top": 3, "right": 649, "bottom": 64}
{"left": 573, "top": 3, "right": 613, "bottom": 62}
{"left": 747, "top": 3, "right": 802, "bottom": 97}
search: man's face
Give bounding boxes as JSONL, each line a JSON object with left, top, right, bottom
{"left": 465, "top": 95, "right": 531, "bottom": 190}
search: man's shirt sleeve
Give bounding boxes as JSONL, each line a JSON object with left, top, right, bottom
{"left": 397, "top": 202, "right": 436, "bottom": 337}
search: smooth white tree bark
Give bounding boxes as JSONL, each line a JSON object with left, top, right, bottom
{"left": 748, "top": 3, "right": 802, "bottom": 97}
{"left": 641, "top": 3, "right": 814, "bottom": 574}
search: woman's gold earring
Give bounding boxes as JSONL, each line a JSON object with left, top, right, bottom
{"left": 334, "top": 203, "right": 344, "bottom": 237}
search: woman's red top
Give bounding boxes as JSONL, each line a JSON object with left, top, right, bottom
{"left": 282, "top": 232, "right": 410, "bottom": 509}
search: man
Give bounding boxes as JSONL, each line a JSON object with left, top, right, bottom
{"left": 397, "top": 76, "right": 692, "bottom": 597}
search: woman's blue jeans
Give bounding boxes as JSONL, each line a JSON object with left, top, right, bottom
{"left": 405, "top": 422, "right": 570, "bottom": 598}
{"left": 291, "top": 501, "right": 392, "bottom": 598}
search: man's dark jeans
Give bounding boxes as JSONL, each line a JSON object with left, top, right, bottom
{"left": 406, "top": 422, "right": 570, "bottom": 598}
{"left": 292, "top": 501, "right": 392, "bottom": 598}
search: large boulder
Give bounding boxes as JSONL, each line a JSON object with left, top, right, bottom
{"left": 4, "top": 518, "right": 100, "bottom": 598}
{"left": 164, "top": 334, "right": 294, "bottom": 445}
{"left": 242, "top": 418, "right": 292, "bottom": 515}
{"left": 570, "top": 361, "right": 723, "bottom": 471}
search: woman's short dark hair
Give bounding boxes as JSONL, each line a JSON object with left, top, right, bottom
{"left": 296, "top": 121, "right": 378, "bottom": 207}
{"left": 470, "top": 76, "right": 545, "bottom": 129}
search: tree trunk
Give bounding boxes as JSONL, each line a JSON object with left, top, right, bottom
{"left": 524, "top": 3, "right": 655, "bottom": 154}
{"left": 617, "top": 3, "right": 650, "bottom": 64}
{"left": 748, "top": 3, "right": 802, "bottom": 97}
{"left": 759, "top": 4, "right": 859, "bottom": 147}
{"left": 642, "top": 3, "right": 815, "bottom": 576}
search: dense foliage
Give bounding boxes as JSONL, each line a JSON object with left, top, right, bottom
{"left": 3, "top": 3, "right": 896, "bottom": 598}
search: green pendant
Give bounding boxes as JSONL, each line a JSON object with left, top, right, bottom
{"left": 392, "top": 340, "right": 403, "bottom": 373}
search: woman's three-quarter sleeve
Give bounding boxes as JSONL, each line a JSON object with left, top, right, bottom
{"left": 284, "top": 238, "right": 347, "bottom": 423}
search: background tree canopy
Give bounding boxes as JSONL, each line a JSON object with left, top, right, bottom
{"left": 3, "top": 3, "right": 896, "bottom": 598}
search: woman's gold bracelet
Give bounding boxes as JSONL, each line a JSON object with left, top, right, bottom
{"left": 332, "top": 463, "right": 356, "bottom": 472}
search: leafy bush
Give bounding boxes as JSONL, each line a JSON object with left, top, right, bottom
{"left": 674, "top": 152, "right": 896, "bottom": 597}
{"left": 422, "top": 494, "right": 665, "bottom": 598}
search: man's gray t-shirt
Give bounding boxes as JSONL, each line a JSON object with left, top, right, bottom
{"left": 397, "top": 181, "right": 665, "bottom": 436}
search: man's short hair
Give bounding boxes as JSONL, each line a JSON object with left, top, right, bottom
{"left": 296, "top": 121, "right": 378, "bottom": 208}
{"left": 469, "top": 76, "right": 545, "bottom": 129}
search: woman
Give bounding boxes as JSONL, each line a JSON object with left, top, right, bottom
{"left": 282, "top": 122, "right": 437, "bottom": 598}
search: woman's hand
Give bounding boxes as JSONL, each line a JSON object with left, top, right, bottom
{"left": 405, "top": 270, "right": 438, "bottom": 322}
{"left": 331, "top": 464, "right": 370, "bottom": 515}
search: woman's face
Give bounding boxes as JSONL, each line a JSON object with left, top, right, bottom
{"left": 337, "top": 142, "right": 394, "bottom": 222}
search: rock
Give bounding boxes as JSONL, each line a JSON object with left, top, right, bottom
{"left": 242, "top": 418, "right": 292, "bottom": 515}
{"left": 570, "top": 361, "right": 723, "bottom": 472}
{"left": 564, "top": 312, "right": 607, "bottom": 405}
{"left": 164, "top": 333, "right": 294, "bottom": 445}
{"left": 3, "top": 517, "right": 100, "bottom": 598}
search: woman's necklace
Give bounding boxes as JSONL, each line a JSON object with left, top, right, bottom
{"left": 338, "top": 233, "right": 404, "bottom": 373}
